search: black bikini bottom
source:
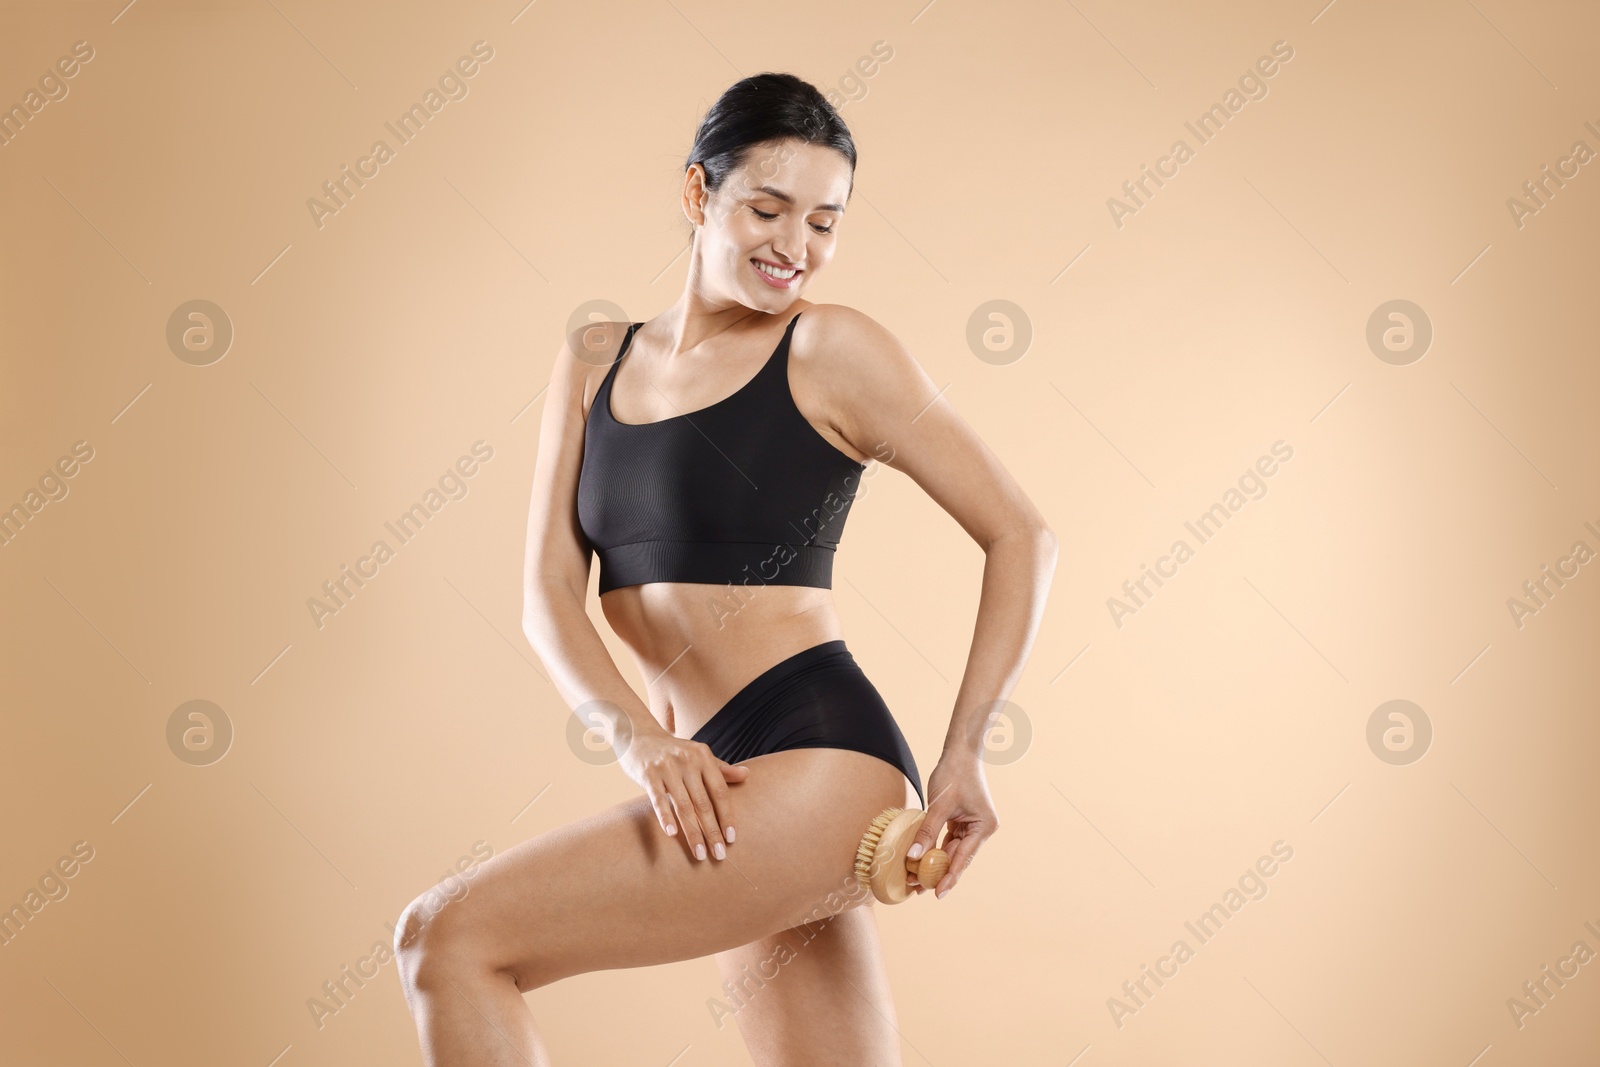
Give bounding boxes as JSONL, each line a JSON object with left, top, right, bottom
{"left": 690, "top": 639, "right": 925, "bottom": 810}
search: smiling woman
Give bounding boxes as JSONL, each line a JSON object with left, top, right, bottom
{"left": 396, "top": 71, "right": 1057, "bottom": 1066}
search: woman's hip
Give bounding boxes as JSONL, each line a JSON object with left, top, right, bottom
{"left": 689, "top": 639, "right": 924, "bottom": 809}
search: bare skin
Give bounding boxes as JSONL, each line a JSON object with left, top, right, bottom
{"left": 396, "top": 137, "right": 1058, "bottom": 1065}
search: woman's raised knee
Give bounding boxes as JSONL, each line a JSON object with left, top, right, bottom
{"left": 394, "top": 879, "right": 515, "bottom": 992}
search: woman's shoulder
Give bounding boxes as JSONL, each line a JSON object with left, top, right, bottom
{"left": 551, "top": 320, "right": 638, "bottom": 420}
{"left": 793, "top": 302, "right": 878, "bottom": 333}
{"left": 561, "top": 320, "right": 638, "bottom": 366}
{"left": 790, "top": 302, "right": 895, "bottom": 357}
{"left": 790, "top": 303, "right": 910, "bottom": 370}
{"left": 786, "top": 303, "right": 930, "bottom": 432}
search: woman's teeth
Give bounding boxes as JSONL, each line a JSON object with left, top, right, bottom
{"left": 753, "top": 261, "right": 798, "bottom": 279}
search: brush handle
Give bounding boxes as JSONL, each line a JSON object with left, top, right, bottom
{"left": 908, "top": 847, "right": 950, "bottom": 891}
{"left": 861, "top": 807, "right": 955, "bottom": 904}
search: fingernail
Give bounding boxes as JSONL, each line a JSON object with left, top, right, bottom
{"left": 695, "top": 843, "right": 707, "bottom": 861}
{"left": 713, "top": 842, "right": 725, "bottom": 860}
{"left": 726, "top": 826, "right": 735, "bottom": 842}
{"left": 936, "top": 888, "right": 947, "bottom": 899}
{"left": 666, "top": 824, "right": 677, "bottom": 835}
{"left": 908, "top": 843, "right": 923, "bottom": 860}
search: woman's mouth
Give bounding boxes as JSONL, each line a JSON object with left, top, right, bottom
{"left": 751, "top": 258, "right": 802, "bottom": 288}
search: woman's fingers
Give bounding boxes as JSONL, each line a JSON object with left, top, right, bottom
{"left": 909, "top": 759, "right": 1001, "bottom": 899}
{"left": 933, "top": 823, "right": 994, "bottom": 896}
{"left": 634, "top": 739, "right": 746, "bottom": 860}
{"left": 661, "top": 776, "right": 710, "bottom": 861}
{"left": 719, "top": 762, "right": 747, "bottom": 842}
{"left": 683, "top": 771, "right": 728, "bottom": 860}
{"left": 702, "top": 762, "right": 741, "bottom": 845}
{"left": 647, "top": 784, "right": 679, "bottom": 837}
{"left": 907, "top": 810, "right": 945, "bottom": 864}
{"left": 659, "top": 757, "right": 735, "bottom": 862}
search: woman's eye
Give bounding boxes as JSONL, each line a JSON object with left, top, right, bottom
{"left": 752, "top": 207, "right": 833, "bottom": 234}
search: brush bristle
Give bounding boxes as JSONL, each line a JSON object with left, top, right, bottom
{"left": 854, "top": 807, "right": 904, "bottom": 887}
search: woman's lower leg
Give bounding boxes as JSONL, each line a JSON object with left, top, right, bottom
{"left": 397, "top": 926, "right": 552, "bottom": 1066}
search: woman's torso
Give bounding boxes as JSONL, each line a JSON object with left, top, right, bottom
{"left": 576, "top": 302, "right": 871, "bottom": 736}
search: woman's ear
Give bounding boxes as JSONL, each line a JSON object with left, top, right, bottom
{"left": 681, "top": 162, "right": 710, "bottom": 230}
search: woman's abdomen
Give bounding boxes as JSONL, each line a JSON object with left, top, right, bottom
{"left": 599, "top": 581, "right": 845, "bottom": 731}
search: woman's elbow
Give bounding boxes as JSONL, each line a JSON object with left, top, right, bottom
{"left": 1044, "top": 528, "right": 1060, "bottom": 574}
{"left": 983, "top": 522, "right": 1058, "bottom": 574}
{"left": 1035, "top": 524, "right": 1059, "bottom": 571}
{"left": 520, "top": 589, "right": 557, "bottom": 649}
{"left": 520, "top": 608, "right": 545, "bottom": 648}
{"left": 997, "top": 518, "right": 1056, "bottom": 552}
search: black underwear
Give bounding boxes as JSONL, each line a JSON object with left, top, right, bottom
{"left": 690, "top": 639, "right": 924, "bottom": 810}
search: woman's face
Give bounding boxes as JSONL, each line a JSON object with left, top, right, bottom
{"left": 689, "top": 139, "right": 852, "bottom": 309}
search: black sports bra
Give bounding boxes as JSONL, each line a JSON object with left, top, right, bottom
{"left": 576, "top": 311, "right": 868, "bottom": 595}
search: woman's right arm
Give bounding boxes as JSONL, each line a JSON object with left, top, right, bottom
{"left": 519, "top": 324, "right": 745, "bottom": 862}
{"left": 519, "top": 324, "right": 647, "bottom": 722}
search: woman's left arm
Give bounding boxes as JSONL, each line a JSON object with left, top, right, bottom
{"left": 799, "top": 305, "right": 1060, "bottom": 899}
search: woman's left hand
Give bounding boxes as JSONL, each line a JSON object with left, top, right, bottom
{"left": 905, "top": 751, "right": 998, "bottom": 899}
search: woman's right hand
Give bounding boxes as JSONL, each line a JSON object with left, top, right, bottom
{"left": 617, "top": 724, "right": 748, "bottom": 862}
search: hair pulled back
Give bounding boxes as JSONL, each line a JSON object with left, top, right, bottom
{"left": 685, "top": 72, "right": 856, "bottom": 203}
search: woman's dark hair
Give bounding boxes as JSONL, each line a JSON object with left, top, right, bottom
{"left": 686, "top": 72, "right": 857, "bottom": 203}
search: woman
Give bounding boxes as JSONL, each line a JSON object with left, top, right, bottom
{"left": 397, "top": 72, "right": 1057, "bottom": 1065}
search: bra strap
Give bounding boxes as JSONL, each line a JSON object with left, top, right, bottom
{"left": 616, "top": 321, "right": 643, "bottom": 362}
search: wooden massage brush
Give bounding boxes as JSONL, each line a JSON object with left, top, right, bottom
{"left": 855, "top": 806, "right": 950, "bottom": 904}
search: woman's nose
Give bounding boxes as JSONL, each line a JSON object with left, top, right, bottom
{"left": 770, "top": 231, "right": 802, "bottom": 263}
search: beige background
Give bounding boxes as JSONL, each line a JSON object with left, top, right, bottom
{"left": 2, "top": 0, "right": 1597, "bottom": 1064}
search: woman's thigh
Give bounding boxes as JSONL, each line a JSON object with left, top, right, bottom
{"left": 711, "top": 907, "right": 904, "bottom": 1067}
{"left": 399, "top": 746, "right": 908, "bottom": 992}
